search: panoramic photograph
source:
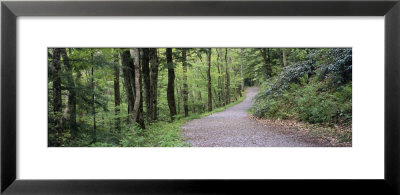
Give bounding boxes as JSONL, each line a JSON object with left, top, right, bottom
{"left": 48, "top": 48, "right": 352, "bottom": 147}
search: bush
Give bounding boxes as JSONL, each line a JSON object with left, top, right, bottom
{"left": 252, "top": 48, "right": 352, "bottom": 127}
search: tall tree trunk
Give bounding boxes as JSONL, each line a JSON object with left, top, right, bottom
{"left": 277, "top": 48, "right": 285, "bottom": 67}
{"left": 75, "top": 70, "right": 83, "bottom": 123}
{"left": 138, "top": 76, "right": 145, "bottom": 129}
{"left": 198, "top": 90, "right": 203, "bottom": 112}
{"left": 166, "top": 48, "right": 177, "bottom": 121}
{"left": 51, "top": 48, "right": 62, "bottom": 145}
{"left": 206, "top": 48, "right": 212, "bottom": 111}
{"left": 60, "top": 48, "right": 77, "bottom": 138}
{"left": 120, "top": 50, "right": 135, "bottom": 119}
{"left": 182, "top": 48, "right": 189, "bottom": 117}
{"left": 113, "top": 53, "right": 121, "bottom": 134}
{"left": 240, "top": 48, "right": 245, "bottom": 92}
{"left": 212, "top": 88, "right": 218, "bottom": 106}
{"left": 137, "top": 49, "right": 145, "bottom": 129}
{"left": 283, "top": 48, "right": 287, "bottom": 67}
{"left": 225, "top": 48, "right": 230, "bottom": 105}
{"left": 216, "top": 49, "right": 224, "bottom": 107}
{"left": 267, "top": 48, "right": 272, "bottom": 74}
{"left": 176, "top": 86, "right": 181, "bottom": 114}
{"left": 194, "top": 67, "right": 202, "bottom": 112}
{"left": 141, "top": 48, "right": 152, "bottom": 122}
{"left": 191, "top": 90, "right": 196, "bottom": 113}
{"left": 91, "top": 51, "right": 97, "bottom": 143}
{"left": 232, "top": 63, "right": 242, "bottom": 98}
{"left": 130, "top": 49, "right": 141, "bottom": 128}
{"left": 260, "top": 48, "right": 272, "bottom": 78}
{"left": 149, "top": 48, "right": 159, "bottom": 120}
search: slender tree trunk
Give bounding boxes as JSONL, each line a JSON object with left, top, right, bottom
{"left": 149, "top": 48, "right": 159, "bottom": 120}
{"left": 225, "top": 48, "right": 230, "bottom": 105}
{"left": 51, "top": 48, "right": 62, "bottom": 145}
{"left": 260, "top": 48, "right": 272, "bottom": 78}
{"left": 130, "top": 49, "right": 141, "bottom": 128}
{"left": 113, "top": 53, "right": 121, "bottom": 134}
{"left": 102, "top": 114, "right": 105, "bottom": 126}
{"left": 182, "top": 48, "right": 189, "bottom": 117}
{"left": 60, "top": 48, "right": 77, "bottom": 138}
{"left": 138, "top": 78, "right": 145, "bottom": 129}
{"left": 240, "top": 48, "right": 245, "bottom": 92}
{"left": 267, "top": 48, "right": 272, "bottom": 74}
{"left": 141, "top": 48, "right": 152, "bottom": 122}
{"left": 283, "top": 48, "right": 287, "bottom": 67}
{"left": 198, "top": 90, "right": 203, "bottom": 112}
{"left": 91, "top": 51, "right": 96, "bottom": 143}
{"left": 137, "top": 50, "right": 145, "bottom": 129}
{"left": 191, "top": 90, "right": 196, "bottom": 113}
{"left": 216, "top": 49, "right": 224, "bottom": 107}
{"left": 194, "top": 67, "right": 201, "bottom": 112}
{"left": 232, "top": 63, "right": 242, "bottom": 98}
{"left": 166, "top": 48, "right": 177, "bottom": 121}
{"left": 212, "top": 88, "right": 218, "bottom": 106}
{"left": 206, "top": 48, "right": 212, "bottom": 111}
{"left": 176, "top": 86, "right": 181, "bottom": 114}
{"left": 277, "top": 48, "right": 285, "bottom": 67}
{"left": 75, "top": 70, "right": 84, "bottom": 125}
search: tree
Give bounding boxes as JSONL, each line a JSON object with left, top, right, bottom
{"left": 59, "top": 48, "right": 77, "bottom": 138}
{"left": 130, "top": 49, "right": 141, "bottom": 127}
{"left": 176, "top": 83, "right": 181, "bottom": 114}
{"left": 206, "top": 48, "right": 212, "bottom": 111}
{"left": 141, "top": 48, "right": 152, "bottom": 122}
{"left": 283, "top": 48, "right": 287, "bottom": 66}
{"left": 90, "top": 50, "right": 97, "bottom": 143}
{"left": 225, "top": 48, "right": 230, "bottom": 105}
{"left": 240, "top": 48, "right": 245, "bottom": 92}
{"left": 137, "top": 50, "right": 145, "bottom": 129}
{"left": 51, "top": 48, "right": 62, "bottom": 145}
{"left": 182, "top": 48, "right": 189, "bottom": 117}
{"left": 166, "top": 48, "right": 177, "bottom": 120}
{"left": 113, "top": 51, "right": 121, "bottom": 133}
{"left": 47, "top": 47, "right": 352, "bottom": 147}
{"left": 260, "top": 48, "right": 272, "bottom": 78}
{"left": 216, "top": 48, "right": 225, "bottom": 107}
{"left": 149, "top": 48, "right": 159, "bottom": 120}
{"left": 277, "top": 48, "right": 286, "bottom": 67}
{"left": 120, "top": 50, "right": 135, "bottom": 121}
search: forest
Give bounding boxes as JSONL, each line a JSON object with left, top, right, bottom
{"left": 48, "top": 48, "right": 352, "bottom": 147}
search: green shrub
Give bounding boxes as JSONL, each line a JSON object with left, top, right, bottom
{"left": 252, "top": 67, "right": 352, "bottom": 127}
{"left": 252, "top": 48, "right": 352, "bottom": 128}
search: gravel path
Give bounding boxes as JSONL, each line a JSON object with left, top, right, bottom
{"left": 181, "top": 87, "right": 332, "bottom": 147}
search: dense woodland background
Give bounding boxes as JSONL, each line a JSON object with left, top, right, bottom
{"left": 48, "top": 48, "right": 352, "bottom": 147}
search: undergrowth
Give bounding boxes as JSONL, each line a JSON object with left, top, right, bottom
{"left": 62, "top": 95, "right": 245, "bottom": 147}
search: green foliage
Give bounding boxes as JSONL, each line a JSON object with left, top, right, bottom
{"left": 120, "top": 121, "right": 188, "bottom": 147}
{"left": 54, "top": 97, "right": 247, "bottom": 147}
{"left": 252, "top": 48, "right": 352, "bottom": 130}
{"left": 48, "top": 48, "right": 245, "bottom": 147}
{"left": 49, "top": 47, "right": 351, "bottom": 147}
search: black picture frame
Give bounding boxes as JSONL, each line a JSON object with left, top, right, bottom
{"left": 1, "top": 0, "right": 399, "bottom": 194}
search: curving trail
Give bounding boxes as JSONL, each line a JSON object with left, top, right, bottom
{"left": 181, "top": 87, "right": 332, "bottom": 147}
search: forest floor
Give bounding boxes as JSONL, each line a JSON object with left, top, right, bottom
{"left": 182, "top": 87, "right": 341, "bottom": 147}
